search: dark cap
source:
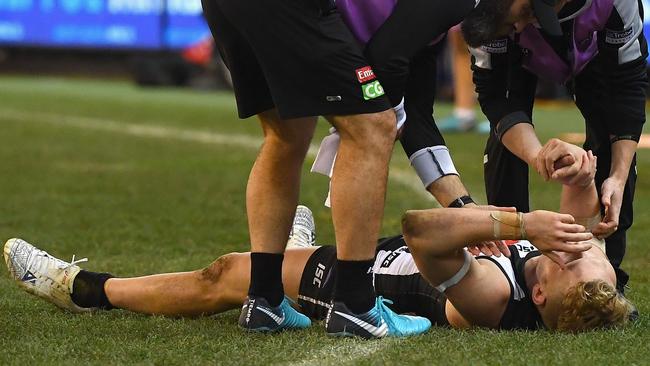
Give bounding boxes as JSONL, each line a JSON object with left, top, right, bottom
{"left": 531, "top": 0, "right": 562, "bottom": 35}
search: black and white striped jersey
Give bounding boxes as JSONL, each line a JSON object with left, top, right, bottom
{"left": 373, "top": 236, "right": 544, "bottom": 330}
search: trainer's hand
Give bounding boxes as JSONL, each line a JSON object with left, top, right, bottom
{"left": 536, "top": 139, "right": 594, "bottom": 186}
{"left": 465, "top": 204, "right": 516, "bottom": 257}
{"left": 592, "top": 177, "right": 625, "bottom": 238}
{"left": 523, "top": 211, "right": 593, "bottom": 269}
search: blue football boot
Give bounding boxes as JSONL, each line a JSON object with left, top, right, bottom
{"left": 238, "top": 296, "right": 311, "bottom": 333}
{"left": 437, "top": 115, "right": 476, "bottom": 133}
{"left": 325, "top": 296, "right": 431, "bottom": 339}
{"left": 437, "top": 115, "right": 490, "bottom": 134}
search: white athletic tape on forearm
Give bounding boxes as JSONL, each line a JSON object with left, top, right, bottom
{"left": 435, "top": 250, "right": 472, "bottom": 292}
{"left": 410, "top": 146, "right": 459, "bottom": 189}
{"left": 575, "top": 214, "right": 602, "bottom": 232}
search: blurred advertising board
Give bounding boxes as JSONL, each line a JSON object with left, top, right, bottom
{"left": 0, "top": 0, "right": 210, "bottom": 49}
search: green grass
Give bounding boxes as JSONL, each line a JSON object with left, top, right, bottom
{"left": 0, "top": 76, "right": 648, "bottom": 365}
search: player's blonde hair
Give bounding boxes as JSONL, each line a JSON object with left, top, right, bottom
{"left": 557, "top": 280, "right": 633, "bottom": 332}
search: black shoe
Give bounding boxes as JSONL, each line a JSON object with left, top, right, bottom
{"left": 238, "top": 296, "right": 311, "bottom": 333}
{"left": 325, "top": 297, "right": 431, "bottom": 339}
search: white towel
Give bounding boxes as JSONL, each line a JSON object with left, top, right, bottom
{"left": 310, "top": 99, "right": 406, "bottom": 207}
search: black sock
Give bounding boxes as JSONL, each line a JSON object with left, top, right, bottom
{"left": 248, "top": 252, "right": 284, "bottom": 307}
{"left": 71, "top": 270, "right": 115, "bottom": 310}
{"left": 333, "top": 259, "right": 376, "bottom": 314}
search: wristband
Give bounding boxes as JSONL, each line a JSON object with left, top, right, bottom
{"left": 448, "top": 195, "right": 475, "bottom": 208}
{"left": 610, "top": 135, "right": 640, "bottom": 143}
{"left": 410, "top": 146, "right": 459, "bottom": 189}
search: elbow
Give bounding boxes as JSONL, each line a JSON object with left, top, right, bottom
{"left": 401, "top": 210, "right": 417, "bottom": 239}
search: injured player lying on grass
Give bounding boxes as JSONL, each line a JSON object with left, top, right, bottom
{"left": 4, "top": 181, "right": 633, "bottom": 333}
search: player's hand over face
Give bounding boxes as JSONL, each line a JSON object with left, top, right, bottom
{"left": 523, "top": 210, "right": 593, "bottom": 269}
{"left": 592, "top": 176, "right": 625, "bottom": 239}
{"left": 465, "top": 204, "right": 515, "bottom": 257}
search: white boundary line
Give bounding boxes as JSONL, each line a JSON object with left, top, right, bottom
{"left": 285, "top": 338, "right": 400, "bottom": 366}
{"left": 0, "top": 107, "right": 433, "bottom": 202}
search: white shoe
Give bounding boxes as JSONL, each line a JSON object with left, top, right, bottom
{"left": 4, "top": 238, "right": 92, "bottom": 313}
{"left": 286, "top": 205, "right": 316, "bottom": 248}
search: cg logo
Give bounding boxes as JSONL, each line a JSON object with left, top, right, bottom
{"left": 362, "top": 80, "right": 385, "bottom": 100}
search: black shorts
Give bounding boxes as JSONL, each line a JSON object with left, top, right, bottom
{"left": 201, "top": 0, "right": 391, "bottom": 119}
{"left": 297, "top": 246, "right": 336, "bottom": 320}
{"left": 297, "top": 236, "right": 449, "bottom": 325}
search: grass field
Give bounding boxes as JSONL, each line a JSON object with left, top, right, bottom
{"left": 0, "top": 75, "right": 648, "bottom": 365}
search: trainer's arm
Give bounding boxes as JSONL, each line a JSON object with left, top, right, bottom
{"left": 471, "top": 42, "right": 591, "bottom": 184}
{"left": 398, "top": 47, "right": 470, "bottom": 203}
{"left": 471, "top": 40, "right": 537, "bottom": 142}
{"left": 594, "top": 140, "right": 639, "bottom": 237}
{"left": 592, "top": 13, "right": 648, "bottom": 234}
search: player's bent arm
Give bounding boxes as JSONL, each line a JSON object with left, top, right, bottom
{"left": 560, "top": 182, "right": 600, "bottom": 223}
{"left": 402, "top": 208, "right": 593, "bottom": 269}
{"left": 403, "top": 218, "right": 510, "bottom": 328}
{"left": 402, "top": 208, "right": 520, "bottom": 327}
{"left": 402, "top": 208, "right": 495, "bottom": 257}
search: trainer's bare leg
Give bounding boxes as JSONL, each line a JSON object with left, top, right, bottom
{"left": 105, "top": 248, "right": 318, "bottom": 317}
{"left": 326, "top": 109, "right": 396, "bottom": 312}
{"left": 248, "top": 109, "right": 317, "bottom": 254}
{"left": 245, "top": 109, "right": 317, "bottom": 306}
{"left": 328, "top": 110, "right": 396, "bottom": 260}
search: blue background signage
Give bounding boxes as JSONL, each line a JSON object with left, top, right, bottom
{"left": 0, "top": 0, "right": 211, "bottom": 49}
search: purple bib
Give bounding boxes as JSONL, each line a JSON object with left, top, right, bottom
{"left": 336, "top": 0, "right": 447, "bottom": 45}
{"left": 518, "top": 0, "right": 614, "bottom": 83}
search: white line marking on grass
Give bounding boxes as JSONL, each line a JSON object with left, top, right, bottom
{"left": 0, "top": 107, "right": 433, "bottom": 202}
{"left": 285, "top": 338, "right": 399, "bottom": 366}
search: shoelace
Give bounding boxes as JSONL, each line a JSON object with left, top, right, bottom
{"left": 33, "top": 250, "right": 88, "bottom": 272}
{"left": 376, "top": 296, "right": 401, "bottom": 330}
{"left": 64, "top": 255, "right": 88, "bottom": 269}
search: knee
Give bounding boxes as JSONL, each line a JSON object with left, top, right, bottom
{"left": 401, "top": 210, "right": 422, "bottom": 251}
{"left": 260, "top": 113, "right": 316, "bottom": 158}
{"left": 261, "top": 132, "right": 314, "bottom": 164}
{"left": 198, "top": 253, "right": 238, "bottom": 304}
{"left": 335, "top": 109, "right": 397, "bottom": 149}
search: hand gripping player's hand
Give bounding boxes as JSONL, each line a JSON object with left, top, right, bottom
{"left": 536, "top": 139, "right": 595, "bottom": 186}
{"left": 523, "top": 210, "right": 593, "bottom": 269}
{"left": 466, "top": 204, "right": 516, "bottom": 258}
{"left": 591, "top": 176, "right": 625, "bottom": 239}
